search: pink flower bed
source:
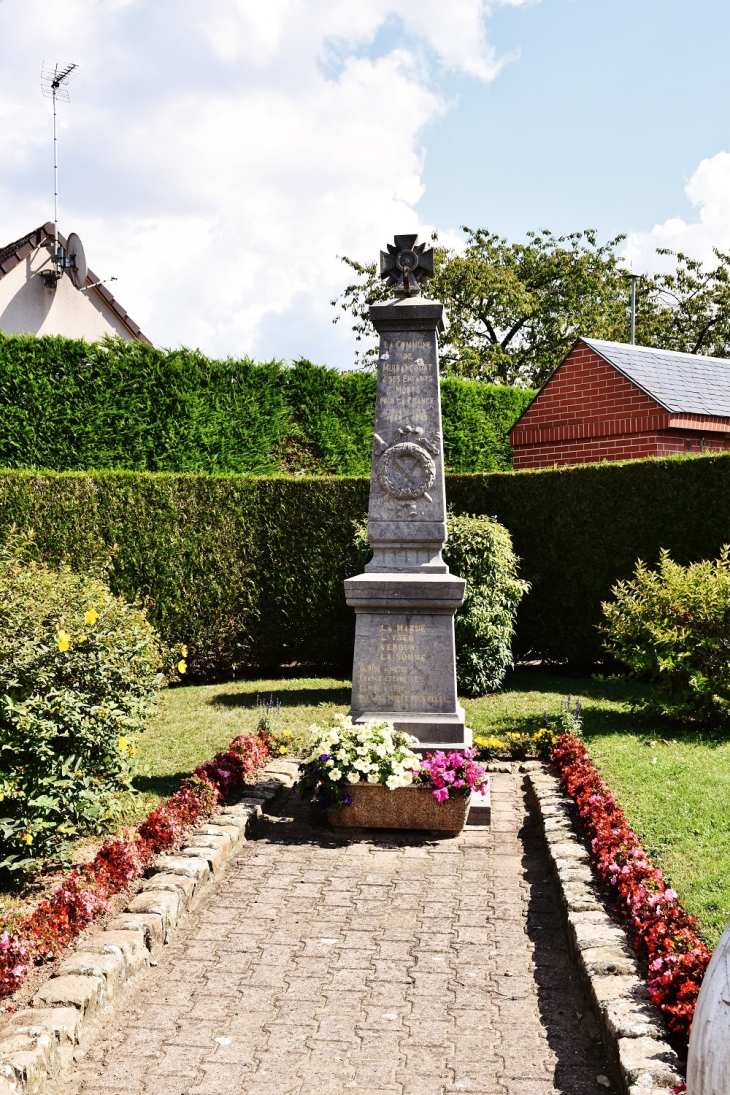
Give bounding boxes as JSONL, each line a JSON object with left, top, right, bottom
{"left": 551, "top": 732, "right": 712, "bottom": 1049}
{"left": 0, "top": 731, "right": 270, "bottom": 1001}
{"left": 420, "top": 748, "right": 488, "bottom": 802}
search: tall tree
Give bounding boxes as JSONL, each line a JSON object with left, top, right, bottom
{"left": 333, "top": 229, "right": 730, "bottom": 387}
{"left": 333, "top": 228, "right": 629, "bottom": 385}
{"left": 636, "top": 248, "right": 730, "bottom": 357}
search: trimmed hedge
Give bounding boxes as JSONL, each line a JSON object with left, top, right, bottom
{"left": 1, "top": 453, "right": 729, "bottom": 675}
{"left": 0, "top": 334, "right": 533, "bottom": 475}
{"left": 448, "top": 453, "right": 730, "bottom": 664}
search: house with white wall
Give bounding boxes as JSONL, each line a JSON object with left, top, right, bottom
{"left": 0, "top": 223, "right": 150, "bottom": 343}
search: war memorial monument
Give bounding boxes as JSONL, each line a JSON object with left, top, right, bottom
{"left": 345, "top": 234, "right": 469, "bottom": 751}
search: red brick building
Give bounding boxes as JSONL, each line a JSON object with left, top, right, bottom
{"left": 509, "top": 337, "right": 730, "bottom": 469}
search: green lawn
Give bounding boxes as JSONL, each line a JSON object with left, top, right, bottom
{"left": 139, "top": 670, "right": 730, "bottom": 946}
{"left": 129, "top": 674, "right": 351, "bottom": 822}
{"left": 6, "top": 670, "right": 729, "bottom": 948}
{"left": 463, "top": 671, "right": 730, "bottom": 948}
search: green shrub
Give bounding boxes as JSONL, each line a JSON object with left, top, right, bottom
{"left": 600, "top": 549, "right": 730, "bottom": 722}
{"left": 0, "top": 531, "right": 179, "bottom": 870}
{"left": 0, "top": 334, "right": 531, "bottom": 475}
{"left": 444, "top": 514, "right": 529, "bottom": 696}
{"left": 354, "top": 513, "right": 529, "bottom": 697}
{"left": 0, "top": 454, "right": 728, "bottom": 676}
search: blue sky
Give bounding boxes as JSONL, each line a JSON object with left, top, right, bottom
{"left": 1, "top": 0, "right": 729, "bottom": 366}
{"left": 417, "top": 0, "right": 730, "bottom": 242}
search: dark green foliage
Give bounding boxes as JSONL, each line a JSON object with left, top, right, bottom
{"left": 440, "top": 379, "right": 533, "bottom": 471}
{"left": 600, "top": 550, "right": 730, "bottom": 722}
{"left": 282, "top": 360, "right": 376, "bottom": 474}
{"left": 444, "top": 514, "right": 530, "bottom": 696}
{"left": 0, "top": 471, "right": 368, "bottom": 679}
{"left": 353, "top": 512, "right": 529, "bottom": 696}
{"left": 0, "top": 334, "right": 530, "bottom": 475}
{"left": 0, "top": 335, "right": 288, "bottom": 474}
{"left": 446, "top": 453, "right": 730, "bottom": 665}
{"left": 0, "top": 454, "right": 728, "bottom": 677}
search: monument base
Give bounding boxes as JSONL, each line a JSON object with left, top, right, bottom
{"left": 345, "top": 570, "right": 468, "bottom": 753}
{"left": 350, "top": 707, "right": 470, "bottom": 753}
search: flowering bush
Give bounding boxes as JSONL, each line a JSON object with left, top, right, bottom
{"left": 551, "top": 732, "right": 712, "bottom": 1048}
{"left": 474, "top": 696, "right": 582, "bottom": 760}
{"left": 299, "top": 715, "right": 421, "bottom": 811}
{"left": 0, "top": 729, "right": 269, "bottom": 1000}
{"left": 0, "top": 529, "right": 184, "bottom": 871}
{"left": 475, "top": 727, "right": 556, "bottom": 760}
{"left": 299, "top": 716, "right": 489, "bottom": 811}
{"left": 419, "top": 748, "right": 488, "bottom": 802}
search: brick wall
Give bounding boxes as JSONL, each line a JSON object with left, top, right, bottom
{"left": 510, "top": 343, "right": 730, "bottom": 468}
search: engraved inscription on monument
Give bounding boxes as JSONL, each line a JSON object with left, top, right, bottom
{"left": 344, "top": 234, "right": 469, "bottom": 749}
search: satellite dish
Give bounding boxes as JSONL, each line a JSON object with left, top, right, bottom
{"left": 66, "top": 232, "right": 87, "bottom": 289}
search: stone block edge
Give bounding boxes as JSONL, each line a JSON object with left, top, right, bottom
{"left": 525, "top": 767, "right": 684, "bottom": 1095}
{"left": 0, "top": 767, "right": 288, "bottom": 1094}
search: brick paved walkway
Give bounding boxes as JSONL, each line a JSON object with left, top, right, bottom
{"left": 66, "top": 772, "right": 611, "bottom": 1095}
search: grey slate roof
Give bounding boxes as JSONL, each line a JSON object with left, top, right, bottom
{"left": 582, "top": 338, "right": 730, "bottom": 418}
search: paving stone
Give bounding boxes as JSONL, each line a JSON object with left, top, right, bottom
{"left": 0, "top": 1031, "right": 60, "bottom": 1092}
{"left": 61, "top": 774, "right": 616, "bottom": 1095}
{"left": 106, "top": 912, "right": 165, "bottom": 950}
{"left": 140, "top": 872, "right": 197, "bottom": 905}
{"left": 179, "top": 845, "right": 224, "bottom": 874}
{"left": 153, "top": 855, "right": 211, "bottom": 888}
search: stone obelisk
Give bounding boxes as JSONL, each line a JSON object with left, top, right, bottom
{"left": 345, "top": 234, "right": 469, "bottom": 751}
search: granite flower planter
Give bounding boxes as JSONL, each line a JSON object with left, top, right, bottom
{"left": 328, "top": 783, "right": 469, "bottom": 834}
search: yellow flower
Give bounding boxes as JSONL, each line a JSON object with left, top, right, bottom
{"left": 118, "top": 737, "right": 128, "bottom": 752}
{"left": 177, "top": 660, "right": 187, "bottom": 674}
{"left": 180, "top": 645, "right": 188, "bottom": 657}
{"left": 84, "top": 609, "right": 99, "bottom": 626}
{"left": 128, "top": 745, "right": 137, "bottom": 758}
{"left": 23, "top": 832, "right": 33, "bottom": 845}
{"left": 278, "top": 745, "right": 288, "bottom": 754}
{"left": 57, "top": 628, "right": 71, "bottom": 652}
{"left": 58, "top": 639, "right": 70, "bottom": 652}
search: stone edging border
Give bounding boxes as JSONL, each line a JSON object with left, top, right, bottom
{"left": 525, "top": 765, "right": 685, "bottom": 1095}
{"left": 0, "top": 758, "right": 300, "bottom": 1095}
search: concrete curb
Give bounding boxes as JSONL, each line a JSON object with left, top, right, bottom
{"left": 0, "top": 759, "right": 300, "bottom": 1095}
{"left": 525, "top": 765, "right": 685, "bottom": 1095}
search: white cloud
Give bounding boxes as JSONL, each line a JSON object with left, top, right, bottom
{"left": 0, "top": 0, "right": 525, "bottom": 363}
{"left": 624, "top": 151, "right": 730, "bottom": 274}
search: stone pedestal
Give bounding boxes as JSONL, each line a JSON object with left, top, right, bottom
{"left": 345, "top": 240, "right": 469, "bottom": 751}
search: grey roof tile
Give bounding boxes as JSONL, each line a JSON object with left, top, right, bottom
{"left": 582, "top": 338, "right": 730, "bottom": 418}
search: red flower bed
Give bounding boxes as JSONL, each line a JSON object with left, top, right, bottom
{"left": 551, "top": 733, "right": 712, "bottom": 1049}
{"left": 0, "top": 732, "right": 270, "bottom": 1000}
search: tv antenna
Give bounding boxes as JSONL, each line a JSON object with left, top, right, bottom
{"left": 41, "top": 62, "right": 79, "bottom": 284}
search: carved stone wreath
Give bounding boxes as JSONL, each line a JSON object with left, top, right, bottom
{"left": 377, "top": 441, "right": 436, "bottom": 501}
